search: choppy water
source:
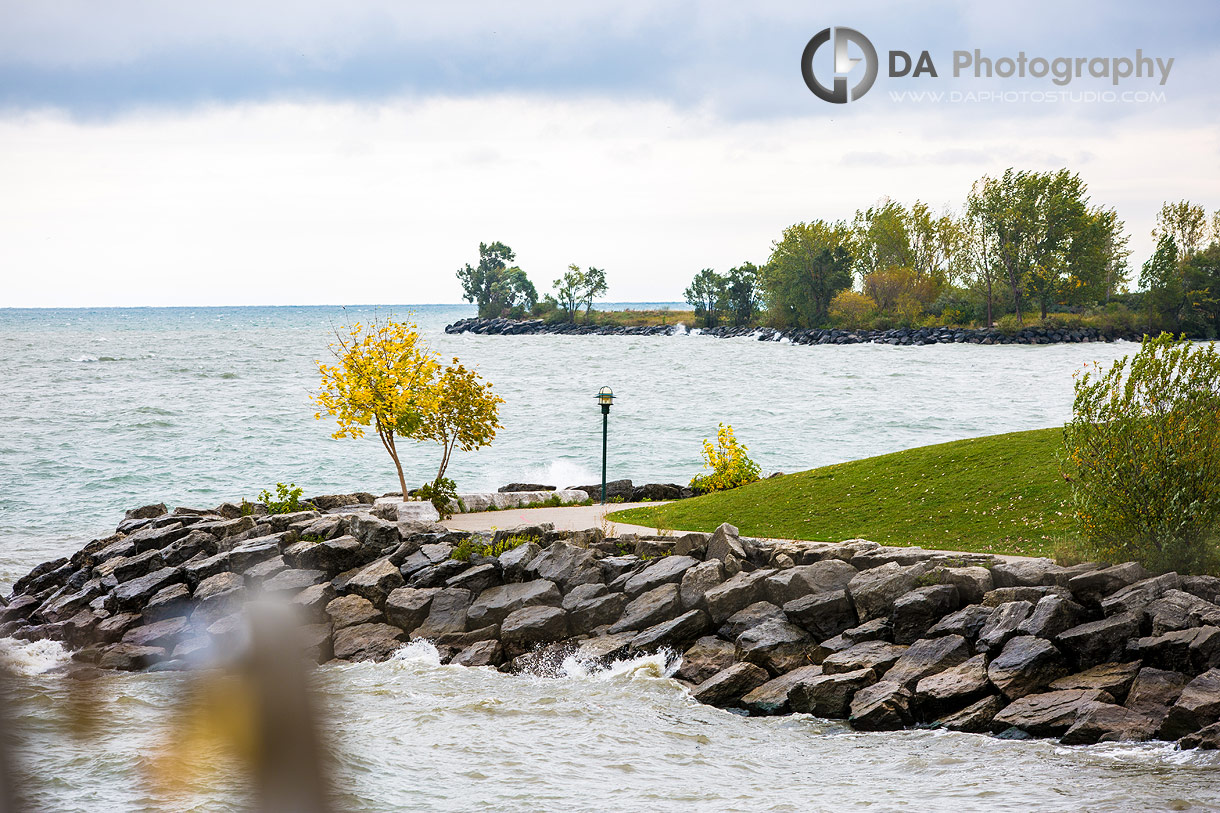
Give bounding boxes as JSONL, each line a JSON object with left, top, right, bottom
{"left": 4, "top": 305, "right": 1215, "bottom": 811}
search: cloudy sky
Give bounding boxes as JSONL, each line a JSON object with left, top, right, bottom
{"left": 2, "top": 1, "right": 1217, "bottom": 307}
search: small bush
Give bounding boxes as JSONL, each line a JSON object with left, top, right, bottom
{"left": 258, "top": 483, "right": 305, "bottom": 515}
{"left": 829, "top": 290, "right": 877, "bottom": 329}
{"left": 1061, "top": 333, "right": 1220, "bottom": 574}
{"left": 417, "top": 477, "right": 458, "bottom": 519}
{"left": 689, "top": 423, "right": 762, "bottom": 495}
{"left": 451, "top": 534, "right": 537, "bottom": 562}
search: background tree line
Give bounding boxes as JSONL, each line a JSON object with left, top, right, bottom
{"left": 682, "top": 167, "right": 1220, "bottom": 338}
{"left": 456, "top": 242, "right": 608, "bottom": 322}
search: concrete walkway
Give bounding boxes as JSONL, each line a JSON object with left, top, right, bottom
{"left": 441, "top": 502, "right": 665, "bottom": 535}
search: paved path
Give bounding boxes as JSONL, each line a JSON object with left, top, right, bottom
{"left": 441, "top": 502, "right": 665, "bottom": 535}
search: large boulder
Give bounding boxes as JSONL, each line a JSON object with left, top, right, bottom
{"left": 1158, "top": 669, "right": 1220, "bottom": 739}
{"left": 1016, "top": 594, "right": 1087, "bottom": 641}
{"left": 97, "top": 643, "right": 166, "bottom": 671}
{"left": 524, "top": 543, "right": 603, "bottom": 593}
{"left": 914, "top": 653, "right": 991, "bottom": 717}
{"left": 630, "top": 610, "right": 710, "bottom": 653}
{"left": 500, "top": 606, "right": 569, "bottom": 658}
{"left": 763, "top": 560, "right": 858, "bottom": 606}
{"left": 788, "top": 668, "right": 878, "bottom": 718}
{"left": 107, "top": 567, "right": 185, "bottom": 613}
{"left": 990, "top": 559, "right": 1070, "bottom": 589}
{"left": 992, "top": 688, "right": 1115, "bottom": 737}
{"left": 677, "top": 636, "right": 737, "bottom": 684}
{"left": 821, "top": 641, "right": 907, "bottom": 676}
{"left": 891, "top": 584, "right": 959, "bottom": 645}
{"left": 783, "top": 590, "right": 858, "bottom": 641}
{"left": 285, "top": 535, "right": 365, "bottom": 575}
{"left": 1144, "top": 590, "right": 1220, "bottom": 636}
{"left": 1101, "top": 573, "right": 1183, "bottom": 616}
{"left": 935, "top": 695, "right": 1003, "bottom": 733}
{"left": 623, "top": 556, "right": 700, "bottom": 598}
{"left": 847, "top": 562, "right": 927, "bottom": 622}
{"left": 926, "top": 605, "right": 992, "bottom": 642}
{"left": 740, "top": 665, "right": 824, "bottom": 716}
{"left": 1055, "top": 613, "right": 1142, "bottom": 668}
{"left": 1049, "top": 661, "right": 1142, "bottom": 702}
{"left": 679, "top": 561, "right": 726, "bottom": 611}
{"left": 1061, "top": 703, "right": 1162, "bottom": 744}
{"left": 326, "top": 595, "right": 382, "bottom": 630}
{"left": 1128, "top": 626, "right": 1220, "bottom": 674}
{"left": 121, "top": 616, "right": 190, "bottom": 649}
{"left": 343, "top": 558, "right": 405, "bottom": 608}
{"left": 735, "top": 620, "right": 819, "bottom": 675}
{"left": 982, "top": 586, "right": 1071, "bottom": 607}
{"left": 609, "top": 583, "right": 682, "bottom": 634}
{"left": 848, "top": 681, "right": 914, "bottom": 731}
{"left": 568, "top": 479, "right": 633, "bottom": 503}
{"left": 719, "top": 601, "right": 785, "bottom": 641}
{"left": 703, "top": 570, "right": 773, "bottom": 624}
{"left": 498, "top": 542, "right": 541, "bottom": 582}
{"left": 467, "top": 580, "right": 561, "bottom": 628}
{"left": 1068, "top": 562, "right": 1151, "bottom": 606}
{"left": 931, "top": 566, "right": 994, "bottom": 605}
{"left": 331, "top": 623, "right": 406, "bottom": 662}
{"left": 884, "top": 635, "right": 970, "bottom": 689}
{"left": 691, "top": 662, "right": 770, "bottom": 707}
{"left": 705, "top": 523, "right": 746, "bottom": 563}
{"left": 565, "top": 590, "right": 629, "bottom": 636}
{"left": 975, "top": 601, "right": 1034, "bottom": 654}
{"left": 986, "top": 635, "right": 1069, "bottom": 699}
{"left": 383, "top": 587, "right": 439, "bottom": 633}
{"left": 412, "top": 588, "right": 474, "bottom": 639}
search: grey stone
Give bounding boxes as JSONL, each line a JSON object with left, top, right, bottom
{"left": 285, "top": 535, "right": 365, "bottom": 575}
{"left": 344, "top": 558, "right": 405, "bottom": 607}
{"left": 1101, "top": 573, "right": 1183, "bottom": 616}
{"left": 884, "top": 635, "right": 970, "bottom": 689}
{"left": 446, "top": 563, "right": 502, "bottom": 595}
{"left": 412, "top": 588, "right": 473, "bottom": 639}
{"left": 705, "top": 523, "right": 746, "bottom": 562}
{"left": 719, "top": 601, "right": 785, "bottom": 641}
{"left": 671, "top": 532, "right": 710, "bottom": 558}
{"left": 735, "top": 620, "right": 820, "bottom": 675}
{"left": 783, "top": 589, "right": 858, "bottom": 641}
{"left": 567, "top": 592, "right": 629, "bottom": 635}
{"left": 1016, "top": 594, "right": 1087, "bottom": 640}
{"left": 326, "top": 595, "right": 382, "bottom": 629}
{"left": 142, "top": 583, "right": 192, "bottom": 622}
{"left": 291, "top": 582, "right": 336, "bottom": 620}
{"left": 987, "top": 635, "right": 1069, "bottom": 699}
{"left": 1061, "top": 702, "right": 1161, "bottom": 744}
{"left": 788, "top": 668, "right": 878, "bottom": 718}
{"left": 975, "top": 601, "right": 1034, "bottom": 654}
{"left": 260, "top": 568, "right": 326, "bottom": 594}
{"left": 347, "top": 514, "right": 399, "bottom": 553}
{"left": 108, "top": 567, "right": 185, "bottom": 613}
{"left": 1183, "top": 576, "right": 1220, "bottom": 605}
{"left": 452, "top": 639, "right": 503, "bottom": 668}
{"left": 935, "top": 695, "right": 1003, "bottom": 733}
{"left": 691, "top": 662, "right": 770, "bottom": 707}
{"left": 931, "top": 566, "right": 994, "bottom": 605}
{"left": 1178, "top": 720, "right": 1220, "bottom": 750}
{"left": 991, "top": 559, "right": 1070, "bottom": 588}
{"left": 926, "top": 604, "right": 993, "bottom": 641}
{"left": 677, "top": 636, "right": 737, "bottom": 684}
{"left": 498, "top": 542, "right": 541, "bottom": 582}
{"left": 1068, "top": 562, "right": 1152, "bottom": 605}
{"left": 97, "top": 643, "right": 166, "bottom": 671}
{"left": 124, "top": 522, "right": 192, "bottom": 553}
{"left": 740, "top": 665, "right": 824, "bottom": 716}
{"left": 1145, "top": 590, "right": 1220, "bottom": 636}
{"left": 331, "top": 622, "right": 406, "bottom": 662}
{"left": 704, "top": 570, "right": 774, "bottom": 624}
{"left": 822, "top": 640, "right": 906, "bottom": 676}
{"left": 501, "top": 605, "right": 568, "bottom": 657}
{"left": 383, "top": 587, "right": 440, "bottom": 633}
{"left": 524, "top": 542, "right": 603, "bottom": 593}
{"left": 102, "top": 549, "right": 165, "bottom": 582}
{"left": 1158, "top": 669, "right": 1220, "bottom": 739}
{"left": 1125, "top": 667, "right": 1190, "bottom": 717}
{"left": 631, "top": 610, "right": 710, "bottom": 652}
{"left": 847, "top": 562, "right": 927, "bottom": 622}
{"left": 227, "top": 535, "right": 285, "bottom": 571}
{"left": 992, "top": 688, "right": 1115, "bottom": 736}
{"left": 914, "top": 654, "right": 990, "bottom": 716}
{"left": 599, "top": 555, "right": 641, "bottom": 584}
{"left": 609, "top": 583, "right": 682, "bottom": 634}
{"left": 982, "top": 586, "right": 1072, "bottom": 607}
{"left": 468, "top": 580, "right": 561, "bottom": 628}
{"left": 763, "top": 560, "right": 858, "bottom": 606}
{"left": 1128, "top": 626, "right": 1220, "bottom": 674}
{"left": 184, "top": 551, "right": 230, "bottom": 588}
{"left": 624, "top": 556, "right": 700, "bottom": 597}
{"left": 678, "top": 560, "right": 725, "bottom": 610}
{"left": 824, "top": 617, "right": 893, "bottom": 651}
{"left": 1049, "top": 661, "right": 1142, "bottom": 701}
{"left": 891, "top": 584, "right": 959, "bottom": 645}
{"left": 243, "top": 556, "right": 287, "bottom": 582}
{"left": 1056, "top": 612, "right": 1142, "bottom": 668}
{"left": 121, "top": 616, "right": 190, "bottom": 649}
{"left": 93, "top": 612, "right": 141, "bottom": 644}
{"left": 561, "top": 583, "right": 608, "bottom": 610}
{"left": 849, "top": 681, "right": 913, "bottom": 731}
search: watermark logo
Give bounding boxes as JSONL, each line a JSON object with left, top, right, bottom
{"left": 802, "top": 27, "right": 1174, "bottom": 105}
{"left": 801, "top": 27, "right": 878, "bottom": 104}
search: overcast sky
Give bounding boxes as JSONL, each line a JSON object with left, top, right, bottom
{"left": 2, "top": 1, "right": 1218, "bottom": 307}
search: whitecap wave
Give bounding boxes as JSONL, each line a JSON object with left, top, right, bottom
{"left": 561, "top": 650, "right": 679, "bottom": 681}
{"left": 0, "top": 638, "right": 72, "bottom": 675}
{"left": 389, "top": 639, "right": 443, "bottom": 666}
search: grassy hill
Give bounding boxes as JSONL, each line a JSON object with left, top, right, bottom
{"left": 609, "top": 428, "right": 1073, "bottom": 558}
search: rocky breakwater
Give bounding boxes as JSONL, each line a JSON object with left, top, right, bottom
{"left": 446, "top": 317, "right": 1142, "bottom": 347}
{"left": 6, "top": 506, "right": 1220, "bottom": 750}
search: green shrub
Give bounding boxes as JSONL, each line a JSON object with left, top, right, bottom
{"left": 258, "top": 482, "right": 305, "bottom": 515}
{"left": 1060, "top": 333, "right": 1220, "bottom": 574}
{"left": 451, "top": 534, "right": 537, "bottom": 562}
{"left": 689, "top": 423, "right": 762, "bottom": 495}
{"left": 417, "top": 477, "right": 458, "bottom": 519}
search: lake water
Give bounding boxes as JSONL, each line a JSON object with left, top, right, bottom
{"left": 3, "top": 305, "right": 1216, "bottom": 811}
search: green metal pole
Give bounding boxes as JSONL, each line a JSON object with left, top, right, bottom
{"left": 601, "top": 408, "right": 608, "bottom": 504}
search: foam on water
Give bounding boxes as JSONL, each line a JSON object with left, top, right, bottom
{"left": 0, "top": 638, "right": 72, "bottom": 675}
{"left": 561, "top": 650, "right": 679, "bottom": 681}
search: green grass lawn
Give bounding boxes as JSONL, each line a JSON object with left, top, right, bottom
{"left": 609, "top": 428, "right": 1073, "bottom": 558}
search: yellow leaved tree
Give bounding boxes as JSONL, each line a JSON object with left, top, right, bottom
{"left": 314, "top": 315, "right": 503, "bottom": 505}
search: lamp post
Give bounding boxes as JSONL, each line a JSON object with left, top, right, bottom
{"left": 596, "top": 386, "right": 614, "bottom": 504}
